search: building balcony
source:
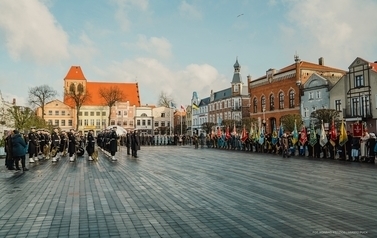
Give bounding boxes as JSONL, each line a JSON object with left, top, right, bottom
{"left": 232, "top": 107, "right": 241, "bottom": 111}
{"left": 343, "top": 108, "right": 373, "bottom": 119}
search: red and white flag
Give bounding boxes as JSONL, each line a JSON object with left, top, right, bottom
{"left": 180, "top": 105, "right": 186, "bottom": 112}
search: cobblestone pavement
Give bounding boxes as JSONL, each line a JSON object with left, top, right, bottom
{"left": 1, "top": 146, "right": 376, "bottom": 238}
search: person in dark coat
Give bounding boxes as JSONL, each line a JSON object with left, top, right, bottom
{"left": 86, "top": 130, "right": 95, "bottom": 161}
{"left": 131, "top": 130, "right": 140, "bottom": 158}
{"left": 67, "top": 129, "right": 76, "bottom": 162}
{"left": 109, "top": 127, "right": 118, "bottom": 161}
{"left": 28, "top": 127, "right": 38, "bottom": 163}
{"left": 5, "top": 131, "right": 15, "bottom": 170}
{"left": 366, "top": 132, "right": 376, "bottom": 163}
{"left": 12, "top": 130, "right": 28, "bottom": 171}
{"left": 51, "top": 127, "right": 60, "bottom": 162}
{"left": 125, "top": 131, "right": 131, "bottom": 155}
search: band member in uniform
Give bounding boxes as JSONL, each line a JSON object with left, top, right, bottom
{"left": 51, "top": 127, "right": 61, "bottom": 162}
{"left": 68, "top": 129, "right": 76, "bottom": 162}
{"left": 28, "top": 127, "right": 38, "bottom": 163}
{"left": 109, "top": 126, "right": 118, "bottom": 161}
{"left": 59, "top": 130, "right": 68, "bottom": 156}
{"left": 125, "top": 130, "right": 131, "bottom": 155}
{"left": 86, "top": 130, "right": 95, "bottom": 161}
{"left": 131, "top": 130, "right": 140, "bottom": 158}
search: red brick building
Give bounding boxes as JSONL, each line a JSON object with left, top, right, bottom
{"left": 248, "top": 56, "right": 345, "bottom": 133}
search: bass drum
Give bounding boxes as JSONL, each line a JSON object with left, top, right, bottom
{"left": 77, "top": 147, "right": 85, "bottom": 156}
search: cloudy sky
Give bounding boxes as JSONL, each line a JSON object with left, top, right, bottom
{"left": 0, "top": 0, "right": 376, "bottom": 107}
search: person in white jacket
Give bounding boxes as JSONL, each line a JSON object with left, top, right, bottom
{"left": 360, "top": 130, "right": 370, "bottom": 159}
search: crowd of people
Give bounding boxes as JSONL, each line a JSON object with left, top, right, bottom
{"left": 190, "top": 127, "right": 376, "bottom": 164}
{"left": 4, "top": 124, "right": 376, "bottom": 172}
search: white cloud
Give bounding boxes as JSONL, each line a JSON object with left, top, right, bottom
{"left": 280, "top": 0, "right": 377, "bottom": 67}
{"left": 179, "top": 1, "right": 202, "bottom": 20}
{"left": 112, "top": 0, "right": 149, "bottom": 31}
{"left": 70, "top": 32, "right": 99, "bottom": 63}
{"left": 0, "top": 0, "right": 69, "bottom": 64}
{"left": 129, "top": 35, "right": 172, "bottom": 59}
{"left": 95, "top": 57, "right": 228, "bottom": 105}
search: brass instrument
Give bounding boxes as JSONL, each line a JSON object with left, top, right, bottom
{"left": 43, "top": 144, "right": 50, "bottom": 158}
{"left": 50, "top": 146, "right": 58, "bottom": 158}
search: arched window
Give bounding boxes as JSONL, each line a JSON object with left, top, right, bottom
{"left": 253, "top": 98, "right": 257, "bottom": 113}
{"left": 289, "top": 90, "right": 295, "bottom": 108}
{"left": 269, "top": 94, "right": 274, "bottom": 111}
{"left": 279, "top": 92, "right": 284, "bottom": 109}
{"left": 261, "top": 96, "right": 266, "bottom": 111}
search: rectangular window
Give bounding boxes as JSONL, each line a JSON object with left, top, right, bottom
{"left": 84, "top": 112, "right": 88, "bottom": 116}
{"left": 90, "top": 119, "right": 94, "bottom": 126}
{"left": 55, "top": 111, "right": 59, "bottom": 116}
{"left": 48, "top": 110, "right": 52, "bottom": 115}
{"left": 96, "top": 111, "right": 100, "bottom": 116}
{"left": 78, "top": 112, "right": 82, "bottom": 116}
{"left": 355, "top": 75, "right": 364, "bottom": 87}
{"left": 90, "top": 112, "right": 94, "bottom": 116}
{"left": 316, "top": 91, "right": 321, "bottom": 99}
{"left": 55, "top": 120, "right": 59, "bottom": 126}
{"left": 335, "top": 100, "right": 341, "bottom": 112}
{"left": 352, "top": 98, "right": 359, "bottom": 116}
{"left": 129, "top": 121, "right": 133, "bottom": 126}
{"left": 48, "top": 120, "right": 52, "bottom": 125}
{"left": 161, "top": 121, "right": 165, "bottom": 127}
{"left": 137, "top": 120, "right": 140, "bottom": 126}
{"left": 142, "top": 120, "right": 146, "bottom": 126}
{"left": 68, "top": 120, "right": 72, "bottom": 126}
{"left": 84, "top": 119, "right": 88, "bottom": 126}
{"left": 304, "top": 108, "right": 308, "bottom": 117}
{"left": 96, "top": 119, "right": 100, "bottom": 126}
{"left": 102, "top": 112, "right": 106, "bottom": 116}
{"left": 155, "top": 121, "right": 159, "bottom": 127}
{"left": 79, "top": 120, "right": 82, "bottom": 126}
{"left": 161, "top": 113, "right": 165, "bottom": 117}
{"left": 117, "top": 121, "right": 121, "bottom": 126}
{"left": 123, "top": 121, "right": 127, "bottom": 126}
{"left": 61, "top": 111, "right": 66, "bottom": 116}
{"left": 309, "top": 92, "right": 314, "bottom": 100}
{"left": 61, "top": 120, "right": 66, "bottom": 126}
{"left": 110, "top": 120, "right": 115, "bottom": 126}
{"left": 102, "top": 120, "right": 106, "bottom": 126}
{"left": 147, "top": 120, "right": 151, "bottom": 126}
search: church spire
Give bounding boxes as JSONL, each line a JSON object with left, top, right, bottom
{"left": 231, "top": 57, "right": 242, "bottom": 84}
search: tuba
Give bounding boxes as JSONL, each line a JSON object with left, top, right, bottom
{"left": 50, "top": 146, "right": 58, "bottom": 158}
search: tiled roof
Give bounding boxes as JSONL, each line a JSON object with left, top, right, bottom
{"left": 254, "top": 60, "right": 346, "bottom": 81}
{"left": 64, "top": 66, "right": 86, "bottom": 80}
{"left": 85, "top": 82, "right": 140, "bottom": 106}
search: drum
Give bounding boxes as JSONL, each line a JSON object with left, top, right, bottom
{"left": 77, "top": 147, "right": 85, "bottom": 156}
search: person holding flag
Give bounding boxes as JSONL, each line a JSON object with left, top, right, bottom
{"left": 319, "top": 121, "right": 328, "bottom": 158}
{"left": 329, "top": 118, "right": 338, "bottom": 159}
{"left": 299, "top": 125, "right": 307, "bottom": 156}
{"left": 291, "top": 120, "right": 299, "bottom": 156}
{"left": 338, "top": 119, "right": 348, "bottom": 160}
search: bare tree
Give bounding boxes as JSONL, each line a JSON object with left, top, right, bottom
{"left": 98, "top": 86, "right": 125, "bottom": 126}
{"left": 65, "top": 82, "right": 91, "bottom": 131}
{"left": 158, "top": 91, "right": 174, "bottom": 108}
{"left": 28, "top": 85, "right": 57, "bottom": 119}
{"left": 310, "top": 109, "right": 340, "bottom": 128}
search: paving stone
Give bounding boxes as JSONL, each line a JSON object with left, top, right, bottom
{"left": 1, "top": 147, "right": 377, "bottom": 237}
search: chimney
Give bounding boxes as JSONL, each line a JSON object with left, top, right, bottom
{"left": 12, "top": 98, "right": 16, "bottom": 105}
{"left": 319, "top": 57, "right": 324, "bottom": 66}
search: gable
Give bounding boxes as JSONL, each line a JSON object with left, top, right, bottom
{"left": 348, "top": 57, "right": 369, "bottom": 69}
{"left": 304, "top": 73, "right": 327, "bottom": 89}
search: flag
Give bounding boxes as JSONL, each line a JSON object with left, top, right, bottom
{"left": 339, "top": 120, "right": 348, "bottom": 146}
{"left": 258, "top": 126, "right": 265, "bottom": 145}
{"left": 254, "top": 126, "right": 260, "bottom": 142}
{"left": 249, "top": 123, "right": 254, "bottom": 140}
{"left": 170, "top": 101, "right": 176, "bottom": 109}
{"left": 241, "top": 125, "right": 247, "bottom": 142}
{"left": 278, "top": 122, "right": 284, "bottom": 138}
{"left": 292, "top": 120, "right": 298, "bottom": 145}
{"left": 180, "top": 105, "right": 186, "bottom": 112}
{"left": 226, "top": 126, "right": 231, "bottom": 140}
{"left": 309, "top": 123, "right": 317, "bottom": 146}
{"left": 330, "top": 118, "right": 337, "bottom": 146}
{"left": 299, "top": 125, "right": 307, "bottom": 145}
{"left": 320, "top": 121, "right": 328, "bottom": 147}
{"left": 192, "top": 103, "right": 199, "bottom": 110}
{"left": 271, "top": 123, "right": 278, "bottom": 145}
{"left": 232, "top": 123, "right": 236, "bottom": 135}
